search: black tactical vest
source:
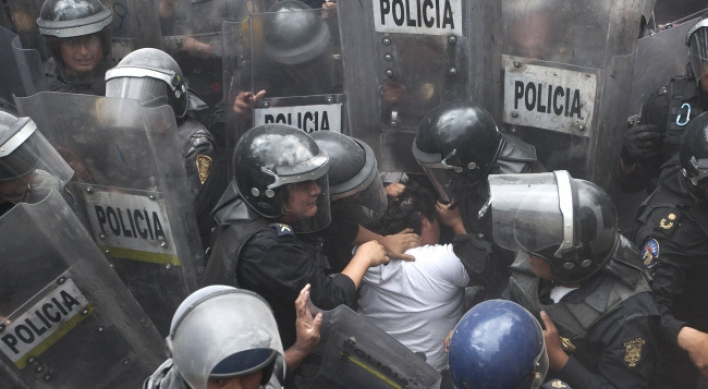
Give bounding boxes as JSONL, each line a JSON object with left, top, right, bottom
{"left": 509, "top": 256, "right": 651, "bottom": 372}
{"left": 201, "top": 217, "right": 269, "bottom": 287}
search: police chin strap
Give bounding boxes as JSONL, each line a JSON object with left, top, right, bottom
{"left": 554, "top": 171, "right": 574, "bottom": 258}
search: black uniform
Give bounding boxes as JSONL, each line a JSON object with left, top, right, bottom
{"left": 619, "top": 66, "right": 708, "bottom": 193}
{"left": 634, "top": 156, "right": 708, "bottom": 388}
{"left": 177, "top": 117, "right": 226, "bottom": 251}
{"left": 203, "top": 208, "right": 356, "bottom": 349}
{"left": 44, "top": 57, "right": 112, "bottom": 95}
{"left": 299, "top": 217, "right": 360, "bottom": 275}
{"left": 452, "top": 135, "right": 545, "bottom": 301}
{"left": 508, "top": 249, "right": 660, "bottom": 389}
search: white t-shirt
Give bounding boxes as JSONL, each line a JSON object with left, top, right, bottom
{"left": 357, "top": 244, "right": 469, "bottom": 372}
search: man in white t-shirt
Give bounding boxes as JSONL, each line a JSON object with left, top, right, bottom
{"left": 358, "top": 181, "right": 469, "bottom": 372}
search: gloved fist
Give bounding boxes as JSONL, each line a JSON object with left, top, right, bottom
{"left": 622, "top": 124, "right": 662, "bottom": 164}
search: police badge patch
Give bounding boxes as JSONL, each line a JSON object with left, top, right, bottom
{"left": 642, "top": 239, "right": 660, "bottom": 269}
{"left": 195, "top": 155, "right": 212, "bottom": 185}
{"left": 623, "top": 338, "right": 645, "bottom": 367}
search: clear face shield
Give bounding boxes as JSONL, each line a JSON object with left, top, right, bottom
{"left": 0, "top": 121, "right": 73, "bottom": 204}
{"left": 688, "top": 22, "right": 708, "bottom": 89}
{"left": 412, "top": 141, "right": 479, "bottom": 203}
{"left": 489, "top": 171, "right": 574, "bottom": 257}
{"left": 530, "top": 328, "right": 550, "bottom": 389}
{"left": 282, "top": 173, "right": 331, "bottom": 233}
{"left": 331, "top": 168, "right": 387, "bottom": 224}
{"left": 105, "top": 66, "right": 188, "bottom": 117}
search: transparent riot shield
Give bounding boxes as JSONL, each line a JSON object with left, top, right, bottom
{"left": 302, "top": 304, "right": 440, "bottom": 389}
{"left": 629, "top": 18, "right": 700, "bottom": 117}
{"left": 157, "top": 0, "right": 272, "bottom": 110}
{"left": 338, "top": 0, "right": 501, "bottom": 173}
{"left": 0, "top": 189, "right": 164, "bottom": 388}
{"left": 16, "top": 93, "right": 204, "bottom": 336}
{"left": 0, "top": 27, "right": 26, "bottom": 110}
{"left": 500, "top": 0, "right": 655, "bottom": 190}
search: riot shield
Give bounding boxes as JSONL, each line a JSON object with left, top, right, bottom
{"left": 222, "top": 4, "right": 345, "bottom": 172}
{"left": 629, "top": 18, "right": 700, "bottom": 117}
{"left": 338, "top": 0, "right": 501, "bottom": 173}
{"left": 16, "top": 93, "right": 204, "bottom": 336}
{"left": 157, "top": 0, "right": 273, "bottom": 110}
{"left": 0, "top": 27, "right": 26, "bottom": 110}
{"left": 0, "top": 189, "right": 164, "bottom": 388}
{"left": 499, "top": 0, "right": 655, "bottom": 190}
{"left": 301, "top": 304, "right": 440, "bottom": 389}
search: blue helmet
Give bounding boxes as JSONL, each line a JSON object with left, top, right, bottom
{"left": 449, "top": 300, "right": 548, "bottom": 389}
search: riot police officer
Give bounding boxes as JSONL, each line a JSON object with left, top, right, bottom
{"left": 310, "top": 130, "right": 420, "bottom": 273}
{"left": 634, "top": 112, "right": 708, "bottom": 388}
{"left": 412, "top": 100, "right": 543, "bottom": 301}
{"left": 0, "top": 110, "right": 74, "bottom": 215}
{"left": 448, "top": 299, "right": 549, "bottom": 389}
{"left": 105, "top": 48, "right": 227, "bottom": 250}
{"left": 618, "top": 17, "right": 708, "bottom": 193}
{"left": 202, "top": 124, "right": 389, "bottom": 351}
{"left": 144, "top": 284, "right": 321, "bottom": 389}
{"left": 490, "top": 171, "right": 660, "bottom": 388}
{"left": 37, "top": 0, "right": 115, "bottom": 95}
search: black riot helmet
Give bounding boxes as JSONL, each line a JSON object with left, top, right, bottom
{"left": 37, "top": 0, "right": 113, "bottom": 85}
{"left": 263, "top": 0, "right": 331, "bottom": 65}
{"left": 413, "top": 101, "right": 504, "bottom": 203}
{"left": 490, "top": 171, "right": 619, "bottom": 283}
{"left": 232, "top": 124, "right": 331, "bottom": 232}
{"left": 105, "top": 48, "right": 189, "bottom": 119}
{"left": 687, "top": 17, "right": 708, "bottom": 87}
{"left": 680, "top": 111, "right": 708, "bottom": 203}
{"left": 311, "top": 131, "right": 387, "bottom": 224}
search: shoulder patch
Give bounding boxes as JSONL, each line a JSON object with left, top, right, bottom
{"left": 623, "top": 338, "right": 646, "bottom": 368}
{"left": 647, "top": 207, "right": 683, "bottom": 238}
{"left": 269, "top": 223, "right": 294, "bottom": 237}
{"left": 195, "top": 154, "right": 212, "bottom": 185}
{"left": 642, "top": 239, "right": 660, "bottom": 269}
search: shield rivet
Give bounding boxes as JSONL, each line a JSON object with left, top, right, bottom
{"left": 382, "top": 37, "right": 391, "bottom": 46}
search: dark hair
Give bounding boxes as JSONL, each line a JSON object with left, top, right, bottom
{"left": 371, "top": 180, "right": 437, "bottom": 236}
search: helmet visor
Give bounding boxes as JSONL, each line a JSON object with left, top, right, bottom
{"left": 284, "top": 174, "right": 331, "bottom": 233}
{"left": 689, "top": 26, "right": 708, "bottom": 84}
{"left": 421, "top": 166, "right": 476, "bottom": 204}
{"left": 105, "top": 76, "right": 167, "bottom": 105}
{"left": 490, "top": 172, "right": 570, "bottom": 255}
{"left": 332, "top": 170, "right": 387, "bottom": 224}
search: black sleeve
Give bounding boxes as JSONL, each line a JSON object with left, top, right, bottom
{"left": 557, "top": 293, "right": 660, "bottom": 389}
{"left": 634, "top": 206, "right": 701, "bottom": 343}
{"left": 239, "top": 229, "right": 357, "bottom": 310}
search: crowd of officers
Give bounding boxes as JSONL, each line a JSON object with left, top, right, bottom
{"left": 1, "top": 0, "right": 708, "bottom": 389}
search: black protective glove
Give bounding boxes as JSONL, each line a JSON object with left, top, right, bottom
{"left": 621, "top": 124, "right": 662, "bottom": 165}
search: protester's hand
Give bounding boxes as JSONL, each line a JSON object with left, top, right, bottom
{"left": 357, "top": 240, "right": 390, "bottom": 267}
{"left": 436, "top": 201, "right": 465, "bottom": 235}
{"left": 180, "top": 36, "right": 213, "bottom": 59}
{"left": 293, "top": 284, "right": 323, "bottom": 356}
{"left": 380, "top": 80, "right": 406, "bottom": 105}
{"left": 384, "top": 182, "right": 405, "bottom": 198}
{"left": 622, "top": 124, "right": 662, "bottom": 165}
{"left": 232, "top": 90, "right": 266, "bottom": 115}
{"left": 678, "top": 326, "right": 708, "bottom": 376}
{"left": 381, "top": 228, "right": 420, "bottom": 261}
{"left": 323, "top": 0, "right": 337, "bottom": 10}
{"left": 540, "top": 311, "right": 569, "bottom": 372}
